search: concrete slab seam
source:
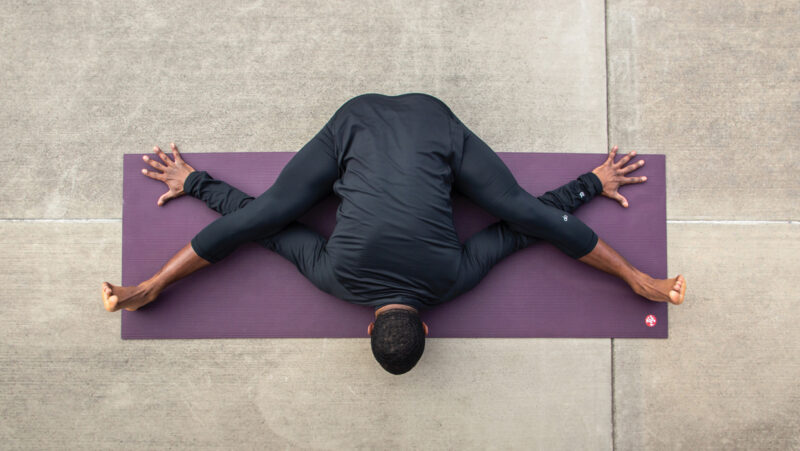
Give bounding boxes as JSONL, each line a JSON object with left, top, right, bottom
{"left": 603, "top": 0, "right": 616, "bottom": 448}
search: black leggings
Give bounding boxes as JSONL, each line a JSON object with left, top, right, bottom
{"left": 189, "top": 118, "right": 598, "bottom": 264}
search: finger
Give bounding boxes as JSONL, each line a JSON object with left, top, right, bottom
{"left": 612, "top": 192, "right": 629, "bottom": 208}
{"left": 141, "top": 168, "right": 165, "bottom": 180}
{"left": 143, "top": 154, "right": 168, "bottom": 172}
{"left": 170, "top": 142, "right": 185, "bottom": 163}
{"left": 621, "top": 159, "right": 645, "bottom": 174}
{"left": 615, "top": 150, "right": 637, "bottom": 168}
{"left": 157, "top": 191, "right": 173, "bottom": 207}
{"left": 622, "top": 175, "right": 647, "bottom": 185}
{"left": 153, "top": 146, "right": 173, "bottom": 166}
{"left": 607, "top": 145, "right": 618, "bottom": 163}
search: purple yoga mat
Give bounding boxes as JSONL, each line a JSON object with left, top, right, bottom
{"left": 121, "top": 152, "right": 667, "bottom": 339}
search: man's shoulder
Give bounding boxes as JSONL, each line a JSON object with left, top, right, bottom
{"left": 334, "top": 92, "right": 454, "bottom": 117}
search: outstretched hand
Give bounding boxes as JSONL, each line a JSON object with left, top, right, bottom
{"left": 141, "top": 143, "right": 197, "bottom": 206}
{"left": 591, "top": 145, "right": 647, "bottom": 208}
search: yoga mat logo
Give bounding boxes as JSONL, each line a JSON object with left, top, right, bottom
{"left": 645, "top": 314, "right": 657, "bottom": 327}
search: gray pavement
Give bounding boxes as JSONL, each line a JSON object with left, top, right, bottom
{"left": 607, "top": 1, "right": 799, "bottom": 448}
{"left": 1, "top": 1, "right": 797, "bottom": 449}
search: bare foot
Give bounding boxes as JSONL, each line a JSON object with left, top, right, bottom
{"left": 101, "top": 281, "right": 160, "bottom": 312}
{"left": 633, "top": 274, "right": 687, "bottom": 305}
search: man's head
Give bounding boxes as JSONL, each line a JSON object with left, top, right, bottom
{"left": 367, "top": 304, "right": 429, "bottom": 375}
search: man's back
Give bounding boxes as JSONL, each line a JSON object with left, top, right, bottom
{"left": 324, "top": 93, "right": 466, "bottom": 305}
{"left": 173, "top": 92, "right": 609, "bottom": 313}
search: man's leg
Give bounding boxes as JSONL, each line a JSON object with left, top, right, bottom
{"left": 579, "top": 237, "right": 686, "bottom": 304}
{"left": 452, "top": 120, "right": 685, "bottom": 304}
{"left": 102, "top": 123, "right": 340, "bottom": 312}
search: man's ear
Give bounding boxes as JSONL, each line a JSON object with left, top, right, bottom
{"left": 367, "top": 322, "right": 374, "bottom": 336}
{"left": 422, "top": 322, "right": 429, "bottom": 336}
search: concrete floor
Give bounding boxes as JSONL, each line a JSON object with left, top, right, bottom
{"left": 1, "top": 1, "right": 797, "bottom": 449}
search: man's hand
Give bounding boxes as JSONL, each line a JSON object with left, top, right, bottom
{"left": 591, "top": 145, "right": 646, "bottom": 208}
{"left": 141, "top": 142, "right": 197, "bottom": 206}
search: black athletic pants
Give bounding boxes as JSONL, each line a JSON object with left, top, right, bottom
{"left": 186, "top": 118, "right": 598, "bottom": 264}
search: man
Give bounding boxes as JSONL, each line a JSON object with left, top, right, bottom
{"left": 102, "top": 93, "right": 686, "bottom": 375}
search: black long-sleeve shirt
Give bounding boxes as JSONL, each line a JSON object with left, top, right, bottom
{"left": 186, "top": 170, "right": 601, "bottom": 311}
{"left": 185, "top": 94, "right": 603, "bottom": 311}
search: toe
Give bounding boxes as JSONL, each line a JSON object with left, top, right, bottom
{"left": 103, "top": 295, "right": 113, "bottom": 312}
{"left": 668, "top": 278, "right": 687, "bottom": 305}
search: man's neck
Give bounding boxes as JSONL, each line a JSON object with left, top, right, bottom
{"left": 374, "top": 303, "right": 418, "bottom": 318}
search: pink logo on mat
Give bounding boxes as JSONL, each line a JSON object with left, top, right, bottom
{"left": 645, "top": 314, "right": 657, "bottom": 327}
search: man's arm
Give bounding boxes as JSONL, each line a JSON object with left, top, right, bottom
{"left": 183, "top": 170, "right": 344, "bottom": 297}
{"left": 183, "top": 170, "right": 255, "bottom": 216}
{"left": 536, "top": 172, "right": 603, "bottom": 214}
{"left": 439, "top": 172, "right": 602, "bottom": 302}
{"left": 440, "top": 147, "right": 647, "bottom": 303}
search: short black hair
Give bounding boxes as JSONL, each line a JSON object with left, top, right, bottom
{"left": 370, "top": 309, "right": 425, "bottom": 375}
